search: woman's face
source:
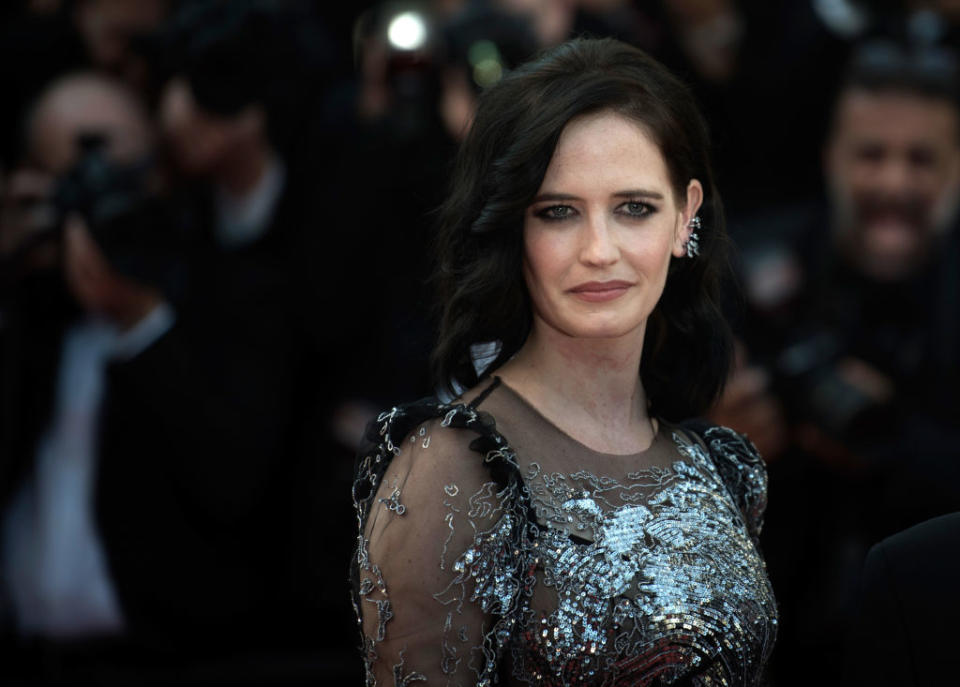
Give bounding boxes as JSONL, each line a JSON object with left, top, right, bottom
{"left": 522, "top": 110, "right": 703, "bottom": 342}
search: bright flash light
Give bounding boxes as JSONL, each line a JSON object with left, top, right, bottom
{"left": 387, "top": 11, "right": 427, "bottom": 51}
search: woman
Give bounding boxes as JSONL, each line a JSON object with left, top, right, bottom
{"left": 351, "top": 38, "right": 777, "bottom": 686}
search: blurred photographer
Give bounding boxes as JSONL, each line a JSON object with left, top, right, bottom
{"left": 129, "top": 0, "right": 358, "bottom": 676}
{"left": 1, "top": 2, "right": 358, "bottom": 683}
{"left": 712, "top": 35, "right": 960, "bottom": 684}
{"left": 438, "top": 3, "right": 538, "bottom": 141}
{"left": 723, "top": 36, "right": 960, "bottom": 467}
{"left": 0, "top": 70, "right": 180, "bottom": 678}
{"left": 347, "top": 2, "right": 540, "bottom": 405}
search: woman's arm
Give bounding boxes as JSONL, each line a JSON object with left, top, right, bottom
{"left": 354, "top": 417, "right": 521, "bottom": 685}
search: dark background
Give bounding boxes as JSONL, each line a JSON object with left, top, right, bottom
{"left": 1, "top": 1, "right": 958, "bottom": 685}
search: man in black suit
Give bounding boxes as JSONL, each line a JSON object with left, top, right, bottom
{"left": 843, "top": 512, "right": 960, "bottom": 685}
{"left": 94, "top": 1, "right": 358, "bottom": 672}
{"left": 100, "top": 5, "right": 360, "bottom": 674}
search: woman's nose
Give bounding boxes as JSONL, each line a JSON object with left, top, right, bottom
{"left": 579, "top": 213, "right": 619, "bottom": 266}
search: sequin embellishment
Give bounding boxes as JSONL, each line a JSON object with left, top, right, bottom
{"left": 351, "top": 400, "right": 778, "bottom": 686}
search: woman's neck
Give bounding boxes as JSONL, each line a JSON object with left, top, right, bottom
{"left": 495, "top": 321, "right": 656, "bottom": 454}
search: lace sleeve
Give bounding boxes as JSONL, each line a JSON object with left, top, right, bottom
{"left": 351, "top": 404, "right": 531, "bottom": 686}
{"left": 701, "top": 426, "right": 769, "bottom": 540}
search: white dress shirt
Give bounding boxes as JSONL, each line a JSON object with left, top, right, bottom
{"left": 1, "top": 304, "right": 173, "bottom": 637}
{"left": 214, "top": 157, "right": 286, "bottom": 249}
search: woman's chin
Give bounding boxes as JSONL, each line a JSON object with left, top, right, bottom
{"left": 551, "top": 318, "right": 646, "bottom": 341}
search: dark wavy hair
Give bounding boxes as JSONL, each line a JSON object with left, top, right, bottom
{"left": 432, "top": 37, "right": 735, "bottom": 421}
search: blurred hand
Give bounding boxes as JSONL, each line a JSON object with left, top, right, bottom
{"left": 0, "top": 168, "right": 58, "bottom": 267}
{"left": 709, "top": 356, "right": 788, "bottom": 461}
{"left": 63, "top": 215, "right": 162, "bottom": 331}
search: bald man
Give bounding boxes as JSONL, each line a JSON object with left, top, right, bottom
{"left": 27, "top": 71, "right": 153, "bottom": 174}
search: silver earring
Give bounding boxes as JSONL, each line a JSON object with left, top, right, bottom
{"left": 685, "top": 216, "right": 701, "bottom": 258}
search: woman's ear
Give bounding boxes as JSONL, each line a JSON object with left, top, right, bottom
{"left": 673, "top": 179, "right": 704, "bottom": 258}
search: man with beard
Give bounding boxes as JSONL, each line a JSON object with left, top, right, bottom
{"left": 711, "top": 38, "right": 960, "bottom": 685}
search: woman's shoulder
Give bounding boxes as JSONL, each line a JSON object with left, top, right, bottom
{"left": 354, "top": 386, "right": 521, "bottom": 507}
{"left": 673, "top": 420, "right": 768, "bottom": 538}
{"left": 360, "top": 394, "right": 504, "bottom": 457}
{"left": 363, "top": 378, "right": 508, "bottom": 451}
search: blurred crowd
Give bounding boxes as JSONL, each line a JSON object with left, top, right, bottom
{"left": 0, "top": 0, "right": 958, "bottom": 685}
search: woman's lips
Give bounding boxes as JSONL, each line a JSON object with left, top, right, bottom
{"left": 568, "top": 280, "right": 633, "bottom": 302}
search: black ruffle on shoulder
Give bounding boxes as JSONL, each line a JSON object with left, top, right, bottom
{"left": 680, "top": 420, "right": 768, "bottom": 541}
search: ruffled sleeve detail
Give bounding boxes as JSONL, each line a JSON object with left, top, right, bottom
{"left": 701, "top": 426, "right": 769, "bottom": 540}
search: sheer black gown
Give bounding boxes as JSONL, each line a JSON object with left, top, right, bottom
{"left": 351, "top": 378, "right": 778, "bottom": 686}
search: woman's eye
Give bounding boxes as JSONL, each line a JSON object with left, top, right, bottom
{"left": 619, "top": 201, "right": 653, "bottom": 217}
{"left": 535, "top": 205, "right": 576, "bottom": 221}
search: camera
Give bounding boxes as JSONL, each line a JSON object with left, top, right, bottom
{"left": 50, "top": 133, "right": 154, "bottom": 239}
{"left": 770, "top": 327, "right": 896, "bottom": 442}
{"left": 6, "top": 133, "right": 185, "bottom": 294}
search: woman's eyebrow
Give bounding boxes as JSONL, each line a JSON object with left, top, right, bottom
{"left": 613, "top": 189, "right": 664, "bottom": 200}
{"left": 531, "top": 192, "right": 581, "bottom": 203}
{"left": 531, "top": 189, "right": 666, "bottom": 203}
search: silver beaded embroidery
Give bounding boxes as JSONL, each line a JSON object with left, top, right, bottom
{"left": 514, "top": 432, "right": 776, "bottom": 685}
{"left": 352, "top": 405, "right": 778, "bottom": 686}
